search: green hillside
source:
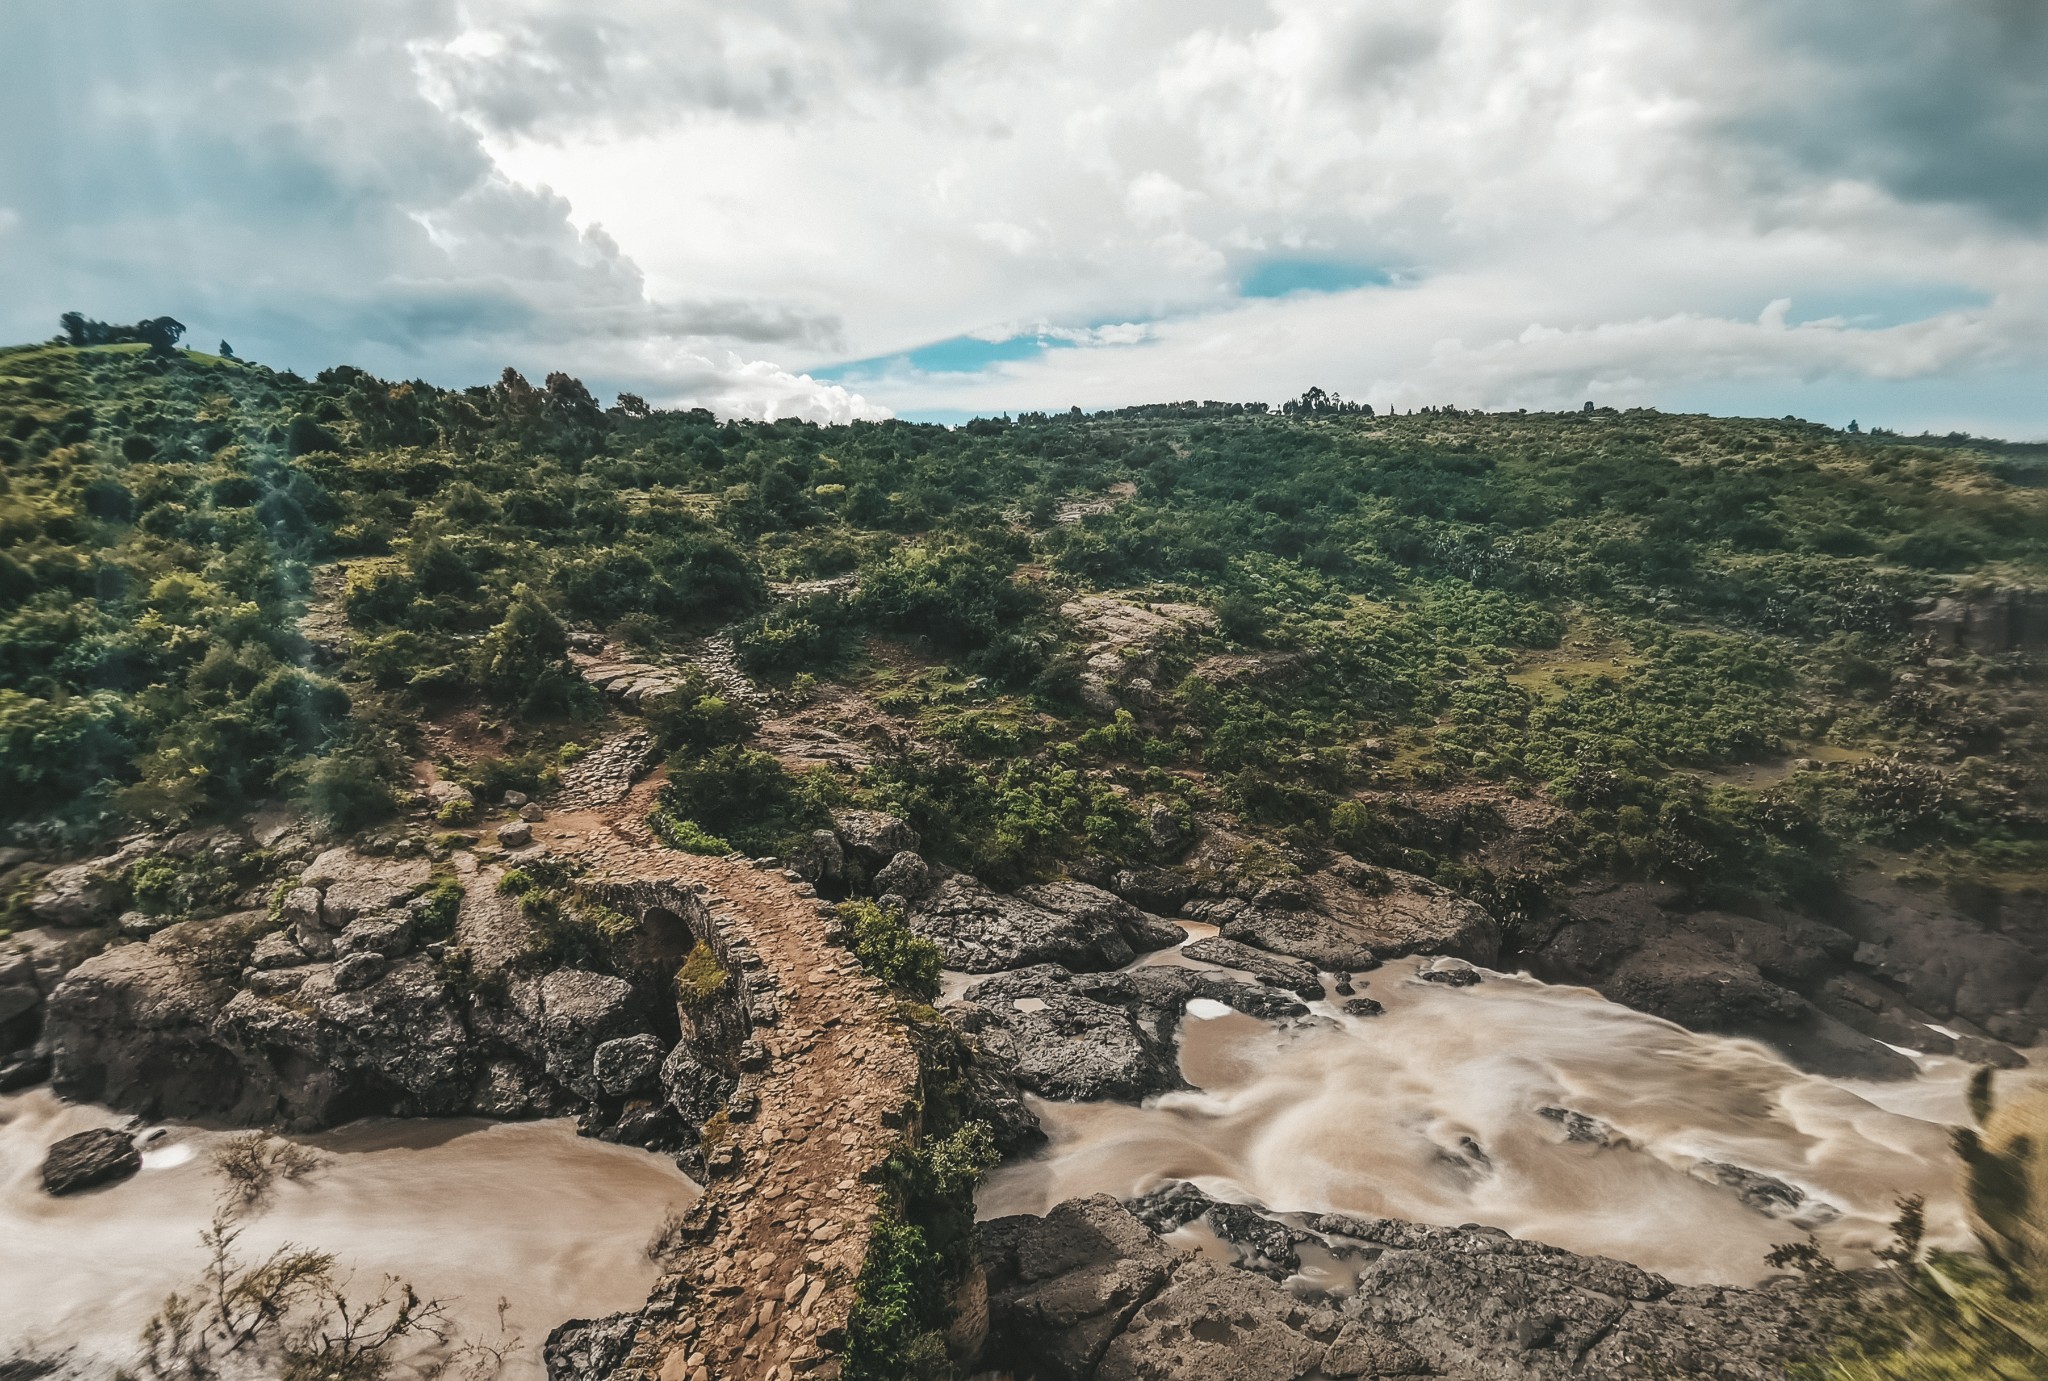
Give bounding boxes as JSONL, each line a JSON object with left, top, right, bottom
{"left": 1, "top": 338, "right": 2042, "bottom": 913}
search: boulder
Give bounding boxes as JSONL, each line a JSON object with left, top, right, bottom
{"left": 335, "top": 912, "right": 413, "bottom": 959}
{"left": 911, "top": 875, "right": 1181, "bottom": 973}
{"left": 496, "top": 821, "right": 534, "bottom": 850}
{"left": 41, "top": 1127, "right": 142, "bottom": 1195}
{"left": 330, "top": 952, "right": 389, "bottom": 991}
{"left": 249, "top": 932, "right": 306, "bottom": 971}
{"left": 1020, "top": 881, "right": 1184, "bottom": 955}
{"left": 661, "top": 1041, "right": 738, "bottom": 1126}
{"left": 46, "top": 925, "right": 246, "bottom": 1116}
{"left": 979, "top": 1195, "right": 1181, "bottom": 1381}
{"left": 872, "top": 850, "right": 933, "bottom": 900}
{"left": 832, "top": 809, "right": 919, "bottom": 864}
{"left": 1188, "top": 859, "right": 1499, "bottom": 970}
{"left": 308, "top": 956, "right": 475, "bottom": 1113}
{"left": 544, "top": 1312, "right": 643, "bottom": 1381}
{"left": 957, "top": 965, "right": 1307, "bottom": 1102}
{"left": 0, "top": 953, "right": 44, "bottom": 1032}
{"left": 505, "top": 969, "right": 642, "bottom": 1102}
{"left": 593, "top": 1034, "right": 667, "bottom": 1097}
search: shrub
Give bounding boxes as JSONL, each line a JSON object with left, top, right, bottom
{"left": 649, "top": 807, "right": 733, "bottom": 855}
{"left": 836, "top": 901, "right": 942, "bottom": 1000}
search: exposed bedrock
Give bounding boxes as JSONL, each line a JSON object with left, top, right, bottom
{"left": 952, "top": 964, "right": 1309, "bottom": 1104}
{"left": 977, "top": 1191, "right": 1830, "bottom": 1381}
{"left": 909, "top": 874, "right": 1185, "bottom": 973}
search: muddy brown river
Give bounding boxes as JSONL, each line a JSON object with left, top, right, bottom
{"left": 977, "top": 953, "right": 1977, "bottom": 1285}
{"left": 0, "top": 1091, "right": 698, "bottom": 1377}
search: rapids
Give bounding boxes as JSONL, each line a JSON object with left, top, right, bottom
{"left": 0, "top": 1090, "right": 698, "bottom": 1377}
{"left": 976, "top": 951, "right": 1981, "bottom": 1286}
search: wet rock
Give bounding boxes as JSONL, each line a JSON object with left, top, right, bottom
{"left": 1694, "top": 1161, "right": 1807, "bottom": 1216}
{"left": 41, "top": 1127, "right": 141, "bottom": 1195}
{"left": 544, "top": 1311, "right": 642, "bottom": 1380}
{"left": 832, "top": 809, "right": 919, "bottom": 863}
{"left": 1342, "top": 997, "right": 1385, "bottom": 1018}
{"left": 912, "top": 875, "right": 1180, "bottom": 973}
{"left": 1125, "top": 1182, "right": 1307, "bottom": 1278}
{"left": 1182, "top": 937, "right": 1324, "bottom": 999}
{"left": 593, "top": 1034, "right": 666, "bottom": 1096}
{"left": 872, "top": 850, "right": 932, "bottom": 900}
{"left": 1538, "top": 1107, "right": 1627, "bottom": 1147}
{"left": 1417, "top": 956, "right": 1483, "bottom": 987}
{"left": 0, "top": 1049, "right": 52, "bottom": 1091}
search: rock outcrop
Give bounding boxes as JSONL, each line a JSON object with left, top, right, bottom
{"left": 39, "top": 849, "right": 720, "bottom": 1139}
{"left": 954, "top": 964, "right": 1308, "bottom": 1103}
{"left": 1185, "top": 858, "right": 1500, "bottom": 970}
{"left": 978, "top": 1191, "right": 1830, "bottom": 1381}
{"left": 1525, "top": 879, "right": 2027, "bottom": 1079}
{"left": 909, "top": 875, "right": 1183, "bottom": 973}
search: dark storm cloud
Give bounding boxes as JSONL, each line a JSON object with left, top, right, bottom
{"left": 1742, "top": 0, "right": 2048, "bottom": 222}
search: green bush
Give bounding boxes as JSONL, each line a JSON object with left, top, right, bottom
{"left": 648, "top": 807, "right": 733, "bottom": 855}
{"left": 837, "top": 901, "right": 942, "bottom": 1000}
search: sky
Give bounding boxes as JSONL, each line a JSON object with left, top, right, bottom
{"left": 3, "top": 1, "right": 2045, "bottom": 436}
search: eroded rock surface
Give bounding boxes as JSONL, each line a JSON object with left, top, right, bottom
{"left": 911, "top": 875, "right": 1183, "bottom": 973}
{"left": 40, "top": 1127, "right": 142, "bottom": 1196}
{"left": 1186, "top": 858, "right": 1500, "bottom": 970}
{"left": 954, "top": 964, "right": 1307, "bottom": 1102}
{"left": 979, "top": 1191, "right": 1829, "bottom": 1381}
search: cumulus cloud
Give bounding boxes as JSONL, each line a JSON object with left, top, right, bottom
{"left": 3, "top": 0, "right": 2045, "bottom": 432}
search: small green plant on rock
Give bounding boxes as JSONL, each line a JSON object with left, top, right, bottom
{"left": 675, "top": 942, "right": 730, "bottom": 1009}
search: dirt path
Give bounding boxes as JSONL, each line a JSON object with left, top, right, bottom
{"left": 532, "top": 790, "right": 921, "bottom": 1381}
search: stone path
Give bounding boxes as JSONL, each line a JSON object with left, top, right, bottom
{"left": 531, "top": 790, "right": 922, "bottom": 1381}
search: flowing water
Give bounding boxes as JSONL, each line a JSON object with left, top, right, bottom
{"left": 0, "top": 1090, "right": 698, "bottom": 1376}
{"left": 977, "top": 952, "right": 1981, "bottom": 1286}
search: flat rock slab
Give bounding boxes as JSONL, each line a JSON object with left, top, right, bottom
{"left": 42, "top": 1126, "right": 141, "bottom": 1195}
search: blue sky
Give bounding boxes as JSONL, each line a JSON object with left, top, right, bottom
{"left": 3, "top": 1, "right": 2045, "bottom": 434}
